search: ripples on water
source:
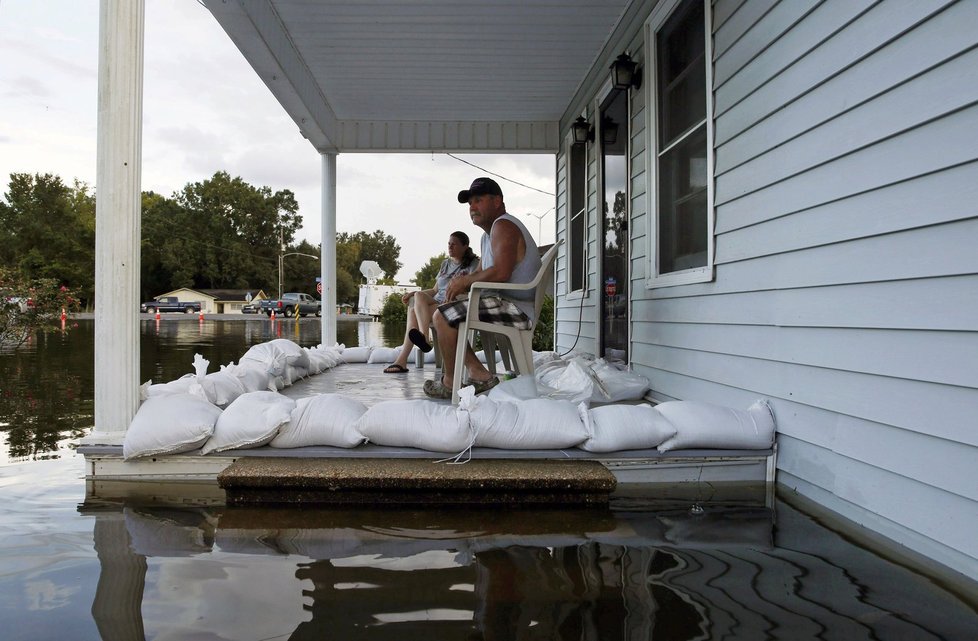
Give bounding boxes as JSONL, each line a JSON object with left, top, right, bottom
{"left": 0, "top": 318, "right": 976, "bottom": 639}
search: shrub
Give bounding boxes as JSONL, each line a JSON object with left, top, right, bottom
{"left": 379, "top": 292, "right": 406, "bottom": 324}
{"left": 532, "top": 295, "right": 554, "bottom": 352}
{"left": 0, "top": 268, "right": 80, "bottom": 347}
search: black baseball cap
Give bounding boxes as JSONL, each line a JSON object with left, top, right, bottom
{"left": 457, "top": 177, "right": 503, "bottom": 203}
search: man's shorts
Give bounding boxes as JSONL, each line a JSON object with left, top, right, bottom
{"left": 437, "top": 295, "right": 531, "bottom": 330}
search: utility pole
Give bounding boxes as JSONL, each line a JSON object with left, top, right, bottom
{"left": 523, "top": 208, "right": 554, "bottom": 244}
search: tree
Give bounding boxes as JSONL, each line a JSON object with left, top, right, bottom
{"left": 0, "top": 173, "right": 95, "bottom": 308}
{"left": 140, "top": 171, "right": 300, "bottom": 296}
{"left": 335, "top": 230, "right": 402, "bottom": 308}
{"left": 414, "top": 252, "right": 447, "bottom": 290}
{"left": 336, "top": 230, "right": 401, "bottom": 281}
{"left": 281, "top": 239, "right": 321, "bottom": 295}
{"left": 0, "top": 268, "right": 80, "bottom": 347}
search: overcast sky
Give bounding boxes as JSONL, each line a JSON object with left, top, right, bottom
{"left": 0, "top": 0, "right": 557, "bottom": 283}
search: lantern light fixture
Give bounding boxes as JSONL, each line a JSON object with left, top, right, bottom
{"left": 572, "top": 116, "right": 594, "bottom": 144}
{"left": 610, "top": 52, "right": 642, "bottom": 90}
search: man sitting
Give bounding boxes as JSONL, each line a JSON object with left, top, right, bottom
{"left": 421, "top": 177, "right": 541, "bottom": 399}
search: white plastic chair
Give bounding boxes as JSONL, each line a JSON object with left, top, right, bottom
{"left": 451, "top": 240, "right": 562, "bottom": 404}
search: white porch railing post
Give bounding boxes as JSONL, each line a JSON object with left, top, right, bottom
{"left": 321, "top": 152, "right": 337, "bottom": 345}
{"left": 85, "top": 0, "right": 145, "bottom": 445}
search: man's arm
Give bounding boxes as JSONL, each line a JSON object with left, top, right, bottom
{"left": 444, "top": 220, "right": 523, "bottom": 301}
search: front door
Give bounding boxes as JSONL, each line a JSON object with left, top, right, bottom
{"left": 599, "top": 88, "right": 629, "bottom": 363}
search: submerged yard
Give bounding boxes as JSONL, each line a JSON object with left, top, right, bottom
{"left": 1, "top": 318, "right": 976, "bottom": 639}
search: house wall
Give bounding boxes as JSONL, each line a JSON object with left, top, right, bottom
{"left": 555, "top": 0, "right": 978, "bottom": 580}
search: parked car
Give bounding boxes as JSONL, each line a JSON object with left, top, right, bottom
{"left": 241, "top": 302, "right": 260, "bottom": 314}
{"left": 141, "top": 296, "right": 202, "bottom": 314}
{"left": 261, "top": 292, "right": 321, "bottom": 317}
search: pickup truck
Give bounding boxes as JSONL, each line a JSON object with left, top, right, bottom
{"left": 141, "top": 296, "right": 202, "bottom": 314}
{"left": 260, "top": 292, "right": 321, "bottom": 317}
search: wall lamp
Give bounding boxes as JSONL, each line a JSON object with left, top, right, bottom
{"left": 572, "top": 116, "right": 594, "bottom": 144}
{"left": 610, "top": 52, "right": 642, "bottom": 90}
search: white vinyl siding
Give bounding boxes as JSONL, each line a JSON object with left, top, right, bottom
{"left": 624, "top": 0, "right": 978, "bottom": 577}
{"left": 556, "top": 0, "right": 977, "bottom": 581}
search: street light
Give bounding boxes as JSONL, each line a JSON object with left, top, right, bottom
{"left": 279, "top": 251, "right": 319, "bottom": 299}
{"left": 522, "top": 208, "right": 554, "bottom": 244}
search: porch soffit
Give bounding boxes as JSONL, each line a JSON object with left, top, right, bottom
{"left": 205, "top": 0, "right": 630, "bottom": 153}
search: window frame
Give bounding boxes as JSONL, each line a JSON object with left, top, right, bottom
{"left": 645, "top": 0, "right": 715, "bottom": 289}
{"left": 565, "top": 123, "right": 589, "bottom": 297}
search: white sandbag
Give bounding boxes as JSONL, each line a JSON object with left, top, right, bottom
{"left": 270, "top": 394, "right": 368, "bottom": 448}
{"left": 656, "top": 399, "right": 775, "bottom": 452}
{"left": 486, "top": 375, "right": 540, "bottom": 402}
{"left": 534, "top": 359, "right": 594, "bottom": 405}
{"left": 367, "top": 346, "right": 399, "bottom": 364}
{"left": 340, "top": 346, "right": 372, "bottom": 363}
{"left": 201, "top": 391, "right": 296, "bottom": 454}
{"left": 578, "top": 404, "right": 676, "bottom": 453}
{"left": 283, "top": 364, "right": 309, "bottom": 385}
{"left": 225, "top": 362, "right": 273, "bottom": 393}
{"left": 239, "top": 342, "right": 289, "bottom": 377}
{"left": 474, "top": 349, "right": 502, "bottom": 364}
{"left": 304, "top": 346, "right": 340, "bottom": 373}
{"left": 141, "top": 374, "right": 195, "bottom": 400}
{"left": 532, "top": 351, "right": 560, "bottom": 368}
{"left": 268, "top": 338, "right": 310, "bottom": 369}
{"left": 459, "top": 387, "right": 587, "bottom": 450}
{"left": 588, "top": 359, "right": 650, "bottom": 403}
{"left": 355, "top": 400, "right": 471, "bottom": 452}
{"left": 124, "top": 394, "right": 222, "bottom": 459}
{"left": 191, "top": 371, "right": 247, "bottom": 408}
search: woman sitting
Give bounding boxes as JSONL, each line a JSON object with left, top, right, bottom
{"left": 384, "top": 231, "right": 479, "bottom": 373}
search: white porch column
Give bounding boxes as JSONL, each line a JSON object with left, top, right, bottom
{"left": 321, "top": 152, "right": 337, "bottom": 345}
{"left": 85, "top": 0, "right": 144, "bottom": 445}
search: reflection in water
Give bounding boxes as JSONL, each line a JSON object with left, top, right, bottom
{"left": 0, "top": 318, "right": 399, "bottom": 462}
{"left": 73, "top": 501, "right": 978, "bottom": 640}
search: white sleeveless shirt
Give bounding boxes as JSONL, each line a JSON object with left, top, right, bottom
{"left": 480, "top": 213, "right": 542, "bottom": 321}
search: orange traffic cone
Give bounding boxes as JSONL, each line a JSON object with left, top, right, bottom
{"left": 60, "top": 307, "right": 66, "bottom": 321}
{"left": 155, "top": 311, "right": 161, "bottom": 320}
{"left": 270, "top": 309, "right": 276, "bottom": 320}
{"left": 199, "top": 311, "right": 204, "bottom": 321}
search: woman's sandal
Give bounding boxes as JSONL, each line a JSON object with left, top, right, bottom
{"left": 408, "top": 328, "right": 433, "bottom": 353}
{"left": 383, "top": 363, "right": 409, "bottom": 374}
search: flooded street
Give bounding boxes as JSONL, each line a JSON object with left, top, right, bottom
{"left": 0, "top": 319, "right": 976, "bottom": 640}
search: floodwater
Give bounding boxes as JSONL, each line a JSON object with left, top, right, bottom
{"left": 1, "top": 319, "right": 976, "bottom": 640}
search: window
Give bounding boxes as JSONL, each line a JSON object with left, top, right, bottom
{"left": 647, "top": 0, "right": 714, "bottom": 287}
{"left": 568, "top": 139, "right": 587, "bottom": 292}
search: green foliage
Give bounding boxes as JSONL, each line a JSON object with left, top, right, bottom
{"left": 414, "top": 252, "right": 447, "bottom": 290}
{"left": 379, "top": 292, "right": 407, "bottom": 324}
{"left": 141, "top": 170, "right": 301, "bottom": 297}
{"left": 336, "top": 230, "right": 403, "bottom": 308}
{"left": 0, "top": 267, "right": 81, "bottom": 347}
{"left": 0, "top": 173, "right": 95, "bottom": 308}
{"left": 532, "top": 295, "right": 554, "bottom": 352}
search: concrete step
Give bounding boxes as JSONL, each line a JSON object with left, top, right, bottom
{"left": 218, "top": 457, "right": 617, "bottom": 506}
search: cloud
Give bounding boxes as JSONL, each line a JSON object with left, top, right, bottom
{"left": 2, "top": 75, "right": 53, "bottom": 99}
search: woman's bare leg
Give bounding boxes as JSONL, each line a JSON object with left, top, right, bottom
{"left": 412, "top": 291, "right": 438, "bottom": 337}
{"left": 390, "top": 298, "right": 421, "bottom": 368}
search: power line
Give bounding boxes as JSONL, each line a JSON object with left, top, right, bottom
{"left": 446, "top": 153, "right": 555, "bottom": 197}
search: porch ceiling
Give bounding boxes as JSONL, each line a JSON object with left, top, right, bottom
{"left": 205, "top": 0, "right": 630, "bottom": 153}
